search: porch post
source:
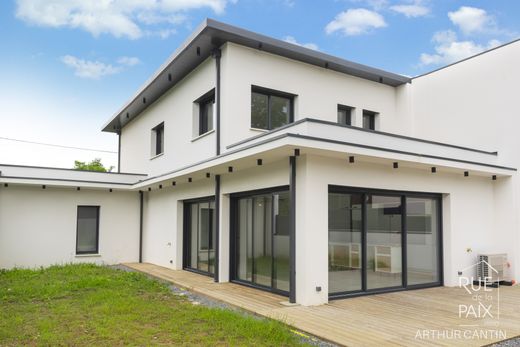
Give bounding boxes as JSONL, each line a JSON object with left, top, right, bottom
{"left": 214, "top": 174, "right": 221, "bottom": 282}
{"left": 289, "top": 155, "right": 296, "bottom": 303}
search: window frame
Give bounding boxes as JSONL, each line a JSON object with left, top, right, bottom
{"left": 251, "top": 85, "right": 295, "bottom": 131}
{"left": 75, "top": 205, "right": 100, "bottom": 255}
{"left": 337, "top": 104, "right": 353, "bottom": 126}
{"left": 152, "top": 122, "right": 164, "bottom": 156}
{"left": 196, "top": 89, "right": 215, "bottom": 136}
{"left": 362, "top": 110, "right": 377, "bottom": 130}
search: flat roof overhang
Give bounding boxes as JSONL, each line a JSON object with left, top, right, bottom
{"left": 102, "top": 18, "right": 411, "bottom": 133}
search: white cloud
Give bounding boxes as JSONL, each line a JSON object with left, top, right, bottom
{"left": 419, "top": 30, "right": 500, "bottom": 66}
{"left": 283, "top": 36, "right": 318, "bottom": 50}
{"left": 326, "top": 8, "right": 386, "bottom": 36}
{"left": 448, "top": 6, "right": 495, "bottom": 35}
{"left": 117, "top": 56, "right": 141, "bottom": 66}
{"left": 15, "top": 0, "right": 233, "bottom": 39}
{"left": 61, "top": 55, "right": 141, "bottom": 79}
{"left": 390, "top": 1, "right": 430, "bottom": 18}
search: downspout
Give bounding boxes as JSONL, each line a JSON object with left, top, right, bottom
{"left": 211, "top": 48, "right": 222, "bottom": 156}
{"left": 117, "top": 131, "right": 121, "bottom": 173}
{"left": 139, "top": 190, "right": 144, "bottom": 263}
{"left": 289, "top": 155, "right": 297, "bottom": 303}
{"left": 214, "top": 174, "right": 221, "bottom": 282}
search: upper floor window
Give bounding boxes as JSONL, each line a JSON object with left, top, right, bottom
{"left": 197, "top": 90, "right": 215, "bottom": 136}
{"left": 152, "top": 122, "right": 164, "bottom": 156}
{"left": 76, "top": 206, "right": 99, "bottom": 255}
{"left": 337, "top": 105, "right": 353, "bottom": 126}
{"left": 251, "top": 86, "right": 294, "bottom": 130}
{"left": 362, "top": 110, "right": 377, "bottom": 130}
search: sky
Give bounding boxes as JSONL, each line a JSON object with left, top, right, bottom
{"left": 0, "top": 0, "right": 519, "bottom": 170}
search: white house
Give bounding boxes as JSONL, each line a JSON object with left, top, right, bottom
{"left": 1, "top": 19, "right": 518, "bottom": 306}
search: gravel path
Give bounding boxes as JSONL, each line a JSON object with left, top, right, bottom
{"left": 112, "top": 264, "right": 337, "bottom": 347}
{"left": 489, "top": 337, "right": 520, "bottom": 347}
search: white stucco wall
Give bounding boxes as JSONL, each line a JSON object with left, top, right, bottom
{"left": 220, "top": 42, "right": 405, "bottom": 149}
{"left": 119, "top": 58, "right": 216, "bottom": 176}
{"left": 0, "top": 185, "right": 140, "bottom": 269}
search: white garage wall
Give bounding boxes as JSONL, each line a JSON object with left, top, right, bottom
{"left": 0, "top": 185, "right": 140, "bottom": 269}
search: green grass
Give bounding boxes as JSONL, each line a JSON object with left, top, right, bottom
{"left": 0, "top": 264, "right": 305, "bottom": 346}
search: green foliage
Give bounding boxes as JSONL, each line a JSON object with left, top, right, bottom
{"left": 73, "top": 158, "right": 114, "bottom": 172}
{"left": 0, "top": 264, "right": 305, "bottom": 346}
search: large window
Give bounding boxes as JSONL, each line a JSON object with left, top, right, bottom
{"left": 151, "top": 122, "right": 164, "bottom": 156}
{"left": 328, "top": 187, "right": 441, "bottom": 297}
{"left": 231, "top": 188, "right": 290, "bottom": 294}
{"left": 184, "top": 198, "right": 216, "bottom": 275}
{"left": 197, "top": 90, "right": 215, "bottom": 135}
{"left": 251, "top": 86, "right": 293, "bottom": 130}
{"left": 76, "top": 206, "right": 99, "bottom": 254}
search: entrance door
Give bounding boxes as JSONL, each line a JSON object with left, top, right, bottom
{"left": 184, "top": 198, "right": 216, "bottom": 276}
{"left": 232, "top": 188, "right": 290, "bottom": 295}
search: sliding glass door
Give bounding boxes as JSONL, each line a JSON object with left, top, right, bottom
{"left": 184, "top": 198, "right": 216, "bottom": 276}
{"left": 232, "top": 188, "right": 290, "bottom": 294}
{"left": 328, "top": 186, "right": 441, "bottom": 297}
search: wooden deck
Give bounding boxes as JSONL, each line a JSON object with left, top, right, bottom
{"left": 124, "top": 263, "right": 520, "bottom": 346}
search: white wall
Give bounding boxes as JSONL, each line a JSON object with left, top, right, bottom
{"left": 120, "top": 58, "right": 216, "bottom": 176}
{"left": 220, "top": 42, "right": 403, "bottom": 148}
{"left": 0, "top": 185, "right": 140, "bottom": 269}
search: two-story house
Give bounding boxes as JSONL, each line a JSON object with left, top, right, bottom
{"left": 1, "top": 19, "right": 518, "bottom": 306}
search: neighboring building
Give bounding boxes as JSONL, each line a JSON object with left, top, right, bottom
{"left": 1, "top": 19, "right": 519, "bottom": 306}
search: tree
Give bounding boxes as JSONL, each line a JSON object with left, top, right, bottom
{"left": 73, "top": 158, "right": 114, "bottom": 172}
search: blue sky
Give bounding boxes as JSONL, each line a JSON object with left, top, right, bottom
{"left": 0, "top": 0, "right": 519, "bottom": 169}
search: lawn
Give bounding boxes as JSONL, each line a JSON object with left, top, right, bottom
{"left": 0, "top": 264, "right": 305, "bottom": 346}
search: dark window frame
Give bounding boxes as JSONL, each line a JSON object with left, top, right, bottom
{"left": 196, "top": 89, "right": 215, "bottom": 136}
{"left": 152, "top": 122, "right": 164, "bottom": 156}
{"left": 337, "top": 104, "right": 353, "bottom": 126}
{"left": 362, "top": 110, "right": 377, "bottom": 130}
{"left": 327, "top": 185, "right": 443, "bottom": 300}
{"left": 251, "top": 85, "right": 295, "bottom": 130}
{"left": 75, "top": 205, "right": 100, "bottom": 255}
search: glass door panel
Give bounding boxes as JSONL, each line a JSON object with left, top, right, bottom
{"left": 184, "top": 198, "right": 215, "bottom": 276}
{"left": 252, "top": 195, "right": 272, "bottom": 287}
{"left": 366, "top": 195, "right": 402, "bottom": 290}
{"left": 273, "top": 192, "right": 290, "bottom": 292}
{"left": 407, "top": 197, "right": 439, "bottom": 285}
{"left": 328, "top": 193, "right": 363, "bottom": 294}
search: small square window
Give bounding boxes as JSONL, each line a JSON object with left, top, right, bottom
{"left": 198, "top": 92, "right": 215, "bottom": 135}
{"left": 362, "top": 110, "right": 377, "bottom": 130}
{"left": 152, "top": 122, "right": 164, "bottom": 156}
{"left": 76, "top": 206, "right": 99, "bottom": 254}
{"left": 337, "top": 105, "right": 353, "bottom": 126}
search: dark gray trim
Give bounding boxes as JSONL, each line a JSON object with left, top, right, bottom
{"left": 0, "top": 163, "right": 146, "bottom": 176}
{"left": 289, "top": 156, "right": 296, "bottom": 303}
{"left": 102, "top": 18, "right": 410, "bottom": 133}
{"left": 0, "top": 175, "right": 136, "bottom": 186}
{"left": 139, "top": 191, "right": 144, "bottom": 263}
{"left": 212, "top": 49, "right": 222, "bottom": 156}
{"left": 117, "top": 131, "right": 121, "bottom": 173}
{"left": 214, "top": 174, "right": 221, "bottom": 282}
{"left": 227, "top": 118, "right": 498, "bottom": 156}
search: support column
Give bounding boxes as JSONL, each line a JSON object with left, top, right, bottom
{"left": 289, "top": 156, "right": 297, "bottom": 303}
{"left": 139, "top": 190, "right": 144, "bottom": 263}
{"left": 214, "top": 174, "right": 221, "bottom": 282}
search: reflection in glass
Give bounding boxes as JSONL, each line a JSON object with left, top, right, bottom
{"left": 328, "top": 193, "right": 363, "bottom": 294}
{"left": 407, "top": 197, "right": 439, "bottom": 285}
{"left": 366, "top": 195, "right": 402, "bottom": 290}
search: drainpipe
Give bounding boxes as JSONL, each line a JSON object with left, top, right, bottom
{"left": 117, "top": 131, "right": 121, "bottom": 173}
{"left": 211, "top": 48, "right": 222, "bottom": 156}
{"left": 139, "top": 190, "right": 144, "bottom": 263}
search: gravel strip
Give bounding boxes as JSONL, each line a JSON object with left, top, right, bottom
{"left": 112, "top": 264, "right": 338, "bottom": 347}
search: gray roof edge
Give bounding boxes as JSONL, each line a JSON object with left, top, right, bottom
{"left": 101, "top": 18, "right": 411, "bottom": 133}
